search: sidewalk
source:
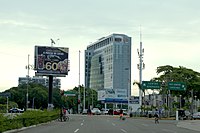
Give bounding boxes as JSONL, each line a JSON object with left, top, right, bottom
{"left": 177, "top": 120, "right": 200, "bottom": 132}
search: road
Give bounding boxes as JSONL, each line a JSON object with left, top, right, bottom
{"left": 17, "top": 115, "right": 199, "bottom": 133}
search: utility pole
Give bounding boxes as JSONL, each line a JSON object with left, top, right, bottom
{"left": 26, "top": 54, "right": 30, "bottom": 109}
{"left": 83, "top": 86, "right": 86, "bottom": 110}
{"left": 191, "top": 89, "right": 194, "bottom": 116}
{"left": 137, "top": 27, "right": 145, "bottom": 108}
{"left": 78, "top": 50, "right": 81, "bottom": 113}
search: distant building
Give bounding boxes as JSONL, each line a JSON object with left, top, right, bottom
{"left": 18, "top": 76, "right": 61, "bottom": 89}
{"left": 85, "top": 33, "right": 131, "bottom": 102}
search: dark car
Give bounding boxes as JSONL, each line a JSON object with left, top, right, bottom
{"left": 9, "top": 108, "right": 24, "bottom": 113}
{"left": 108, "top": 109, "right": 121, "bottom": 115}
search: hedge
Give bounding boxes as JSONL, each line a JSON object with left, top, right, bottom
{"left": 0, "top": 109, "right": 59, "bottom": 133}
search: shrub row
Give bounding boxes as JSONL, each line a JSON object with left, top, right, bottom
{"left": 0, "top": 109, "right": 59, "bottom": 133}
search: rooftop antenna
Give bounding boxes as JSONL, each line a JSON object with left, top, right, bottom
{"left": 50, "top": 38, "right": 56, "bottom": 47}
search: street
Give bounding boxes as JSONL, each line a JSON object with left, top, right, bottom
{"left": 17, "top": 115, "right": 199, "bottom": 133}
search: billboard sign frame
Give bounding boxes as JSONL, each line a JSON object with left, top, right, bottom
{"left": 34, "top": 46, "right": 69, "bottom": 77}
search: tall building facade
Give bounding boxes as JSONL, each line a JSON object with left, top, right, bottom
{"left": 18, "top": 76, "right": 61, "bottom": 89}
{"left": 85, "top": 34, "right": 131, "bottom": 102}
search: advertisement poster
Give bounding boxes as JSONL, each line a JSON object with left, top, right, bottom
{"left": 34, "top": 46, "right": 69, "bottom": 77}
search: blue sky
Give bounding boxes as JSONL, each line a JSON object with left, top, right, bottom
{"left": 0, "top": 0, "right": 200, "bottom": 95}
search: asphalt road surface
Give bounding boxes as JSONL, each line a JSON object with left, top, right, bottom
{"left": 17, "top": 115, "right": 199, "bottom": 133}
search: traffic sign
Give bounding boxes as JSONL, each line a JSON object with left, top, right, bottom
{"left": 64, "top": 91, "right": 76, "bottom": 96}
{"left": 168, "top": 82, "right": 186, "bottom": 91}
{"left": 142, "top": 81, "right": 161, "bottom": 90}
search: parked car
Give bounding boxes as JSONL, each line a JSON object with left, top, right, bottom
{"left": 178, "top": 109, "right": 191, "bottom": 120}
{"left": 91, "top": 108, "right": 101, "bottom": 115}
{"left": 9, "top": 108, "right": 24, "bottom": 113}
{"left": 82, "top": 109, "right": 88, "bottom": 115}
{"left": 101, "top": 108, "right": 109, "bottom": 115}
{"left": 108, "top": 109, "right": 119, "bottom": 115}
{"left": 192, "top": 112, "right": 200, "bottom": 120}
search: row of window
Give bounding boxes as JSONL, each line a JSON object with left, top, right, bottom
{"left": 87, "top": 37, "right": 112, "bottom": 50}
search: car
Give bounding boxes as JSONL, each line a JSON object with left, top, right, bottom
{"left": 91, "top": 108, "right": 101, "bottom": 115}
{"left": 108, "top": 109, "right": 121, "bottom": 115}
{"left": 101, "top": 108, "right": 109, "bottom": 115}
{"left": 9, "top": 108, "right": 24, "bottom": 113}
{"left": 192, "top": 112, "right": 200, "bottom": 120}
{"left": 82, "top": 109, "right": 88, "bottom": 115}
{"left": 177, "top": 109, "right": 191, "bottom": 120}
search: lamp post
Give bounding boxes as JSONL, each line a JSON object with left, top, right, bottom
{"left": 26, "top": 54, "right": 30, "bottom": 109}
{"left": 194, "top": 95, "right": 197, "bottom": 112}
{"left": 125, "top": 68, "right": 130, "bottom": 114}
{"left": 32, "top": 97, "right": 35, "bottom": 109}
{"left": 179, "top": 95, "right": 182, "bottom": 109}
{"left": 78, "top": 50, "right": 81, "bottom": 114}
{"left": 83, "top": 86, "right": 85, "bottom": 110}
{"left": 128, "top": 79, "right": 130, "bottom": 114}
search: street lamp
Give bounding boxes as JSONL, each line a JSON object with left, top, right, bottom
{"left": 194, "top": 95, "right": 197, "bottom": 112}
{"left": 32, "top": 97, "right": 35, "bottom": 109}
{"left": 125, "top": 68, "right": 131, "bottom": 114}
{"left": 179, "top": 95, "right": 182, "bottom": 109}
{"left": 78, "top": 50, "right": 81, "bottom": 114}
{"left": 26, "top": 54, "right": 30, "bottom": 109}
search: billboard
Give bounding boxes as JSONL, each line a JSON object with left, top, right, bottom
{"left": 98, "top": 89, "right": 127, "bottom": 103}
{"left": 34, "top": 46, "right": 69, "bottom": 77}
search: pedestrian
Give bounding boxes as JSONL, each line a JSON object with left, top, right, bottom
{"left": 60, "top": 108, "right": 63, "bottom": 121}
{"left": 119, "top": 109, "right": 125, "bottom": 120}
{"left": 88, "top": 108, "right": 91, "bottom": 115}
{"left": 154, "top": 113, "right": 159, "bottom": 124}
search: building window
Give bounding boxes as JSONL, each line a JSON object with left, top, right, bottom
{"left": 115, "top": 37, "right": 122, "bottom": 42}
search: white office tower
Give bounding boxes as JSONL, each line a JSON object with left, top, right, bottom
{"left": 85, "top": 34, "right": 131, "bottom": 104}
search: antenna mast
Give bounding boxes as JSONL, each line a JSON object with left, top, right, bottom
{"left": 137, "top": 26, "right": 145, "bottom": 108}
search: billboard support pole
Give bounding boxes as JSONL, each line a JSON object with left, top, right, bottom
{"left": 48, "top": 75, "right": 54, "bottom": 110}
{"left": 48, "top": 39, "right": 55, "bottom": 110}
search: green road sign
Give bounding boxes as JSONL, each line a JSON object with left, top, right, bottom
{"left": 168, "top": 82, "right": 186, "bottom": 91}
{"left": 142, "top": 81, "right": 161, "bottom": 90}
{"left": 64, "top": 91, "right": 76, "bottom": 96}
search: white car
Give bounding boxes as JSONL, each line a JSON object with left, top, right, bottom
{"left": 91, "top": 108, "right": 101, "bottom": 115}
{"left": 192, "top": 112, "right": 200, "bottom": 120}
{"left": 101, "top": 108, "right": 109, "bottom": 115}
{"left": 82, "top": 109, "right": 88, "bottom": 115}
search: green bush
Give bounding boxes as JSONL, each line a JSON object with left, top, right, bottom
{"left": 0, "top": 109, "right": 59, "bottom": 132}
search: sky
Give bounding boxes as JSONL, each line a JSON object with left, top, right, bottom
{"left": 0, "top": 0, "right": 200, "bottom": 96}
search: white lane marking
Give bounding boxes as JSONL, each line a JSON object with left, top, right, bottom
{"left": 162, "top": 129, "right": 177, "bottom": 133}
{"left": 112, "top": 123, "right": 116, "bottom": 126}
{"left": 121, "top": 129, "right": 127, "bottom": 133}
{"left": 81, "top": 123, "right": 83, "bottom": 126}
{"left": 74, "top": 129, "right": 79, "bottom": 133}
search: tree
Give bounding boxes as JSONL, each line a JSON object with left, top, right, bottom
{"left": 153, "top": 65, "right": 200, "bottom": 99}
